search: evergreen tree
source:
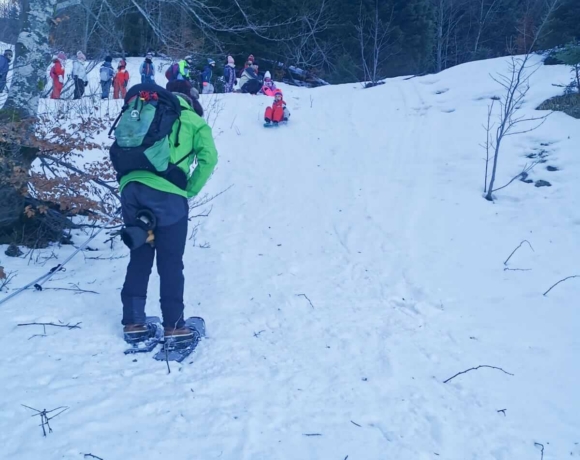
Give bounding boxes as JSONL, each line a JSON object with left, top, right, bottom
{"left": 540, "top": 0, "right": 580, "bottom": 49}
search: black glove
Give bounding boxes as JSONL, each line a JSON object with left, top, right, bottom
{"left": 84, "top": 81, "right": 88, "bottom": 87}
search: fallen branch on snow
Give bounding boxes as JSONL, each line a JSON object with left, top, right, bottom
{"left": 543, "top": 275, "right": 580, "bottom": 296}
{"left": 534, "top": 442, "right": 545, "bottom": 460}
{"left": 18, "top": 321, "right": 82, "bottom": 339}
{"left": 22, "top": 405, "right": 69, "bottom": 437}
{"left": 83, "top": 454, "right": 104, "bottom": 460}
{"left": 443, "top": 365, "right": 514, "bottom": 383}
{"left": 504, "top": 240, "right": 534, "bottom": 266}
{"left": 296, "top": 294, "right": 315, "bottom": 309}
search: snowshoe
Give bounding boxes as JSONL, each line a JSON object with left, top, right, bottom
{"left": 124, "top": 316, "right": 163, "bottom": 354}
{"left": 153, "top": 317, "right": 205, "bottom": 363}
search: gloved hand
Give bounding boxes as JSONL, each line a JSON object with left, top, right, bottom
{"left": 84, "top": 81, "right": 88, "bottom": 87}
{"left": 58, "top": 75, "right": 63, "bottom": 84}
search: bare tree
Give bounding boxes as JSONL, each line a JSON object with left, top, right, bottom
{"left": 432, "top": 0, "right": 468, "bottom": 72}
{"left": 484, "top": 0, "right": 562, "bottom": 201}
{"left": 280, "top": 0, "right": 335, "bottom": 72}
{"left": 356, "top": 0, "right": 397, "bottom": 85}
{"left": 472, "top": 0, "right": 505, "bottom": 56}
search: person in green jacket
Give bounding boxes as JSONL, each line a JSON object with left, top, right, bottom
{"left": 120, "top": 84, "right": 218, "bottom": 344}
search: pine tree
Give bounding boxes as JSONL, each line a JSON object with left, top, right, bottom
{"left": 555, "top": 43, "right": 580, "bottom": 92}
{"left": 540, "top": 0, "right": 580, "bottom": 49}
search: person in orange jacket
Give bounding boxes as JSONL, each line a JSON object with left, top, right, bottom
{"left": 49, "top": 51, "right": 66, "bottom": 99}
{"left": 113, "top": 59, "right": 130, "bottom": 99}
{"left": 264, "top": 89, "right": 290, "bottom": 125}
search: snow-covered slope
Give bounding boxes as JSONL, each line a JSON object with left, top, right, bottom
{"left": 1, "top": 55, "right": 579, "bottom": 460}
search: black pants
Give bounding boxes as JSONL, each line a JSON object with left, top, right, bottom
{"left": 73, "top": 77, "right": 85, "bottom": 99}
{"left": 242, "top": 79, "right": 262, "bottom": 95}
{"left": 120, "top": 182, "right": 189, "bottom": 329}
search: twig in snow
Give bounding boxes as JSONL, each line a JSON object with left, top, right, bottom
{"left": 310, "top": 95, "right": 314, "bottom": 108}
{"left": 350, "top": 420, "right": 362, "bottom": 427}
{"left": 84, "top": 254, "right": 127, "bottom": 261}
{"left": 0, "top": 268, "right": 17, "bottom": 292}
{"left": 503, "top": 268, "right": 532, "bottom": 272}
{"left": 497, "top": 409, "right": 507, "bottom": 416}
{"left": 18, "top": 321, "right": 82, "bottom": 331}
{"left": 443, "top": 365, "right": 514, "bottom": 384}
{"left": 36, "top": 285, "right": 99, "bottom": 294}
{"left": 18, "top": 321, "right": 81, "bottom": 339}
{"left": 543, "top": 275, "right": 580, "bottom": 296}
{"left": 534, "top": 442, "right": 545, "bottom": 460}
{"left": 83, "top": 454, "right": 104, "bottom": 460}
{"left": 253, "top": 330, "right": 265, "bottom": 338}
{"left": 164, "top": 343, "right": 171, "bottom": 375}
{"left": 22, "top": 405, "right": 69, "bottom": 437}
{"left": 296, "top": 294, "right": 315, "bottom": 309}
{"left": 503, "top": 240, "right": 534, "bottom": 266}
{"left": 492, "top": 161, "right": 541, "bottom": 193}
{"left": 303, "top": 433, "right": 322, "bottom": 436}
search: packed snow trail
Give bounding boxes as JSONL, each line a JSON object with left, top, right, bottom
{"left": 1, "top": 56, "right": 579, "bottom": 460}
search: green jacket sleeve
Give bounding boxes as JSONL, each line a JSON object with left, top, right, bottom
{"left": 186, "top": 123, "right": 218, "bottom": 198}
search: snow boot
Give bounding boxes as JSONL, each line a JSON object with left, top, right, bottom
{"left": 164, "top": 326, "right": 195, "bottom": 345}
{"left": 123, "top": 317, "right": 164, "bottom": 354}
{"left": 154, "top": 317, "right": 205, "bottom": 363}
{"left": 124, "top": 324, "right": 155, "bottom": 344}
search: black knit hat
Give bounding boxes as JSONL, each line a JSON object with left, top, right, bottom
{"left": 105, "top": 55, "right": 112, "bottom": 62}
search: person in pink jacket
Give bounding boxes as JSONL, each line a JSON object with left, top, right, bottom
{"left": 262, "top": 71, "right": 277, "bottom": 96}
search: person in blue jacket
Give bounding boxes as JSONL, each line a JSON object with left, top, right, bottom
{"left": 140, "top": 52, "right": 156, "bottom": 84}
{"left": 0, "top": 49, "right": 13, "bottom": 92}
{"left": 201, "top": 58, "right": 215, "bottom": 94}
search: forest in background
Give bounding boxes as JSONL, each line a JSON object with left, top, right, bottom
{"left": 1, "top": 0, "right": 579, "bottom": 83}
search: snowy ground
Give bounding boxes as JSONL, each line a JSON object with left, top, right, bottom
{"left": 1, "top": 55, "right": 579, "bottom": 460}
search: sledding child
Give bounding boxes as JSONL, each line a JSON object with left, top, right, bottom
{"left": 264, "top": 89, "right": 290, "bottom": 125}
{"left": 261, "top": 71, "right": 276, "bottom": 96}
{"left": 113, "top": 59, "right": 130, "bottom": 99}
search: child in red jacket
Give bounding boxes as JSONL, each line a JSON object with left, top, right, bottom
{"left": 113, "top": 60, "right": 130, "bottom": 99}
{"left": 264, "top": 89, "right": 289, "bottom": 125}
{"left": 49, "top": 51, "right": 66, "bottom": 99}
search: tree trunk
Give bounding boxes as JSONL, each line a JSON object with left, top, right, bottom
{"left": 436, "top": 0, "right": 444, "bottom": 72}
{"left": 0, "top": 0, "right": 54, "bottom": 233}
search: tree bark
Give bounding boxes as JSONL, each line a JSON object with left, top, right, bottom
{"left": 0, "top": 0, "right": 55, "bottom": 232}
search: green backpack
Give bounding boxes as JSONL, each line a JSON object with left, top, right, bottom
{"left": 109, "top": 83, "right": 192, "bottom": 189}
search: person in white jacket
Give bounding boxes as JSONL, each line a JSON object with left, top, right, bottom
{"left": 72, "top": 51, "right": 88, "bottom": 99}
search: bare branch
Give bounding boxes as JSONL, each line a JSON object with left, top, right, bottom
{"left": 504, "top": 240, "right": 534, "bottom": 265}
{"left": 296, "top": 293, "right": 315, "bottom": 309}
{"left": 444, "top": 365, "right": 514, "bottom": 383}
{"left": 543, "top": 275, "right": 580, "bottom": 296}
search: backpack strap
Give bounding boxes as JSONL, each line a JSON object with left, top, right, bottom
{"left": 108, "top": 104, "right": 128, "bottom": 136}
{"left": 174, "top": 119, "right": 182, "bottom": 147}
{"left": 173, "top": 148, "right": 194, "bottom": 167}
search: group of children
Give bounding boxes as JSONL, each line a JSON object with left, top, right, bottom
{"left": 46, "top": 50, "right": 290, "bottom": 125}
